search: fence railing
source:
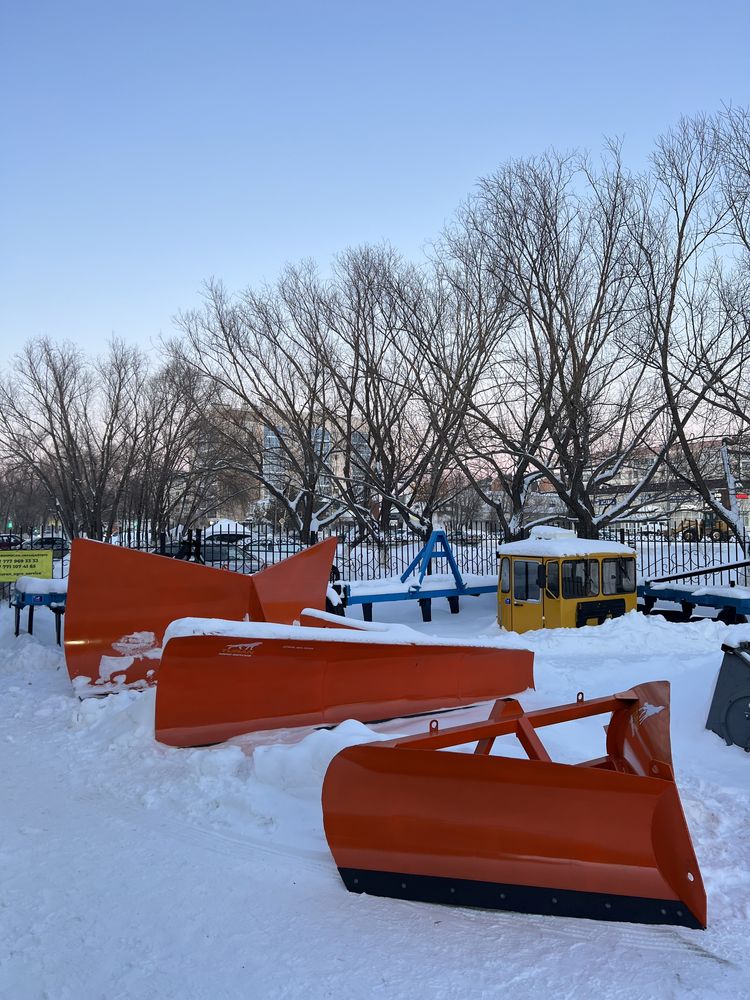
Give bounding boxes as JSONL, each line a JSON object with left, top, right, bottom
{"left": 597, "top": 521, "right": 749, "bottom": 587}
{"left": 8, "top": 518, "right": 750, "bottom": 587}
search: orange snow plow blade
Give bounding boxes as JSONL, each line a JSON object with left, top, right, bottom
{"left": 64, "top": 538, "right": 338, "bottom": 692}
{"left": 322, "top": 681, "right": 707, "bottom": 929}
{"left": 154, "top": 621, "right": 534, "bottom": 746}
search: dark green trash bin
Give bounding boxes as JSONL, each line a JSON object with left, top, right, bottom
{"left": 706, "top": 642, "right": 750, "bottom": 751}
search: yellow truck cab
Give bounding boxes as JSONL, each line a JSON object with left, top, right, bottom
{"left": 497, "top": 526, "right": 637, "bottom": 634}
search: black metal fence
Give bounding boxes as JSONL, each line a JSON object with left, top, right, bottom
{"left": 597, "top": 520, "right": 749, "bottom": 586}
{"left": 7, "top": 518, "right": 750, "bottom": 586}
{"left": 318, "top": 521, "right": 505, "bottom": 580}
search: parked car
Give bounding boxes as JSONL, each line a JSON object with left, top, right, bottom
{"left": 23, "top": 535, "right": 70, "bottom": 556}
{"left": 452, "top": 528, "right": 484, "bottom": 544}
{"left": 202, "top": 530, "right": 250, "bottom": 546}
{"left": 0, "top": 533, "right": 23, "bottom": 550}
{"left": 242, "top": 537, "right": 303, "bottom": 565}
{"left": 151, "top": 541, "right": 262, "bottom": 575}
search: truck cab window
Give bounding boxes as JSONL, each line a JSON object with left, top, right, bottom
{"left": 562, "top": 560, "right": 600, "bottom": 599}
{"left": 514, "top": 560, "right": 541, "bottom": 602}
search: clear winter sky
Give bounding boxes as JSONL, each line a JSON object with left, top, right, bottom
{"left": 1, "top": 0, "right": 749, "bottom": 365}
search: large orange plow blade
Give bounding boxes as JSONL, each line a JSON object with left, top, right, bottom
{"left": 154, "top": 619, "right": 534, "bottom": 746}
{"left": 64, "top": 538, "right": 338, "bottom": 692}
{"left": 322, "top": 681, "right": 707, "bottom": 928}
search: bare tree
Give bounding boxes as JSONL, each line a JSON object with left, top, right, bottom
{"left": 394, "top": 254, "right": 511, "bottom": 536}
{"left": 0, "top": 338, "right": 147, "bottom": 539}
{"left": 319, "top": 246, "right": 421, "bottom": 537}
{"left": 720, "top": 105, "right": 750, "bottom": 257}
{"left": 322, "top": 247, "right": 490, "bottom": 540}
{"left": 632, "top": 113, "right": 750, "bottom": 546}
{"left": 119, "top": 360, "right": 230, "bottom": 541}
{"left": 0, "top": 465, "right": 52, "bottom": 533}
{"left": 175, "top": 270, "right": 344, "bottom": 542}
{"left": 458, "top": 147, "right": 672, "bottom": 536}
{"left": 433, "top": 211, "right": 550, "bottom": 538}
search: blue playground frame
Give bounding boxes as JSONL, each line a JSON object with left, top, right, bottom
{"left": 638, "top": 558, "right": 750, "bottom": 623}
{"left": 343, "top": 530, "right": 497, "bottom": 622}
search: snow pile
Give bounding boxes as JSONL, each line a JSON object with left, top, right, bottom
{"left": 344, "top": 571, "right": 497, "bottom": 595}
{"left": 693, "top": 585, "right": 750, "bottom": 600}
{"left": 14, "top": 575, "right": 68, "bottom": 595}
{"left": 163, "top": 614, "right": 529, "bottom": 651}
{"left": 649, "top": 582, "right": 750, "bottom": 602}
{"left": 254, "top": 719, "right": 394, "bottom": 797}
{"left": 203, "top": 518, "right": 247, "bottom": 536}
{"left": 497, "top": 526, "right": 635, "bottom": 558}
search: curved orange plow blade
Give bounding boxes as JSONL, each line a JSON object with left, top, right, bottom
{"left": 64, "top": 538, "right": 338, "bottom": 692}
{"left": 322, "top": 681, "right": 707, "bottom": 929}
{"left": 154, "top": 626, "right": 534, "bottom": 746}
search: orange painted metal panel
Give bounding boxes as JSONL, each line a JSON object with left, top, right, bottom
{"left": 322, "top": 682, "right": 706, "bottom": 929}
{"left": 248, "top": 538, "right": 339, "bottom": 623}
{"left": 154, "top": 633, "right": 534, "bottom": 746}
{"left": 64, "top": 538, "right": 338, "bottom": 692}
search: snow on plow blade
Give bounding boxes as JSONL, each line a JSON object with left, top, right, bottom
{"left": 322, "top": 681, "right": 707, "bottom": 929}
{"left": 64, "top": 538, "right": 338, "bottom": 692}
{"left": 154, "top": 619, "right": 534, "bottom": 746}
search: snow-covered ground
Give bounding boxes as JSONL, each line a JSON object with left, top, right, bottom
{"left": 2, "top": 597, "right": 749, "bottom": 999}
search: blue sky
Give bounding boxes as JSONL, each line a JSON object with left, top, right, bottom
{"left": 2, "top": 0, "right": 749, "bottom": 362}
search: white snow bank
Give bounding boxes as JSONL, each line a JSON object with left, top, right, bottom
{"left": 61, "top": 665, "right": 396, "bottom": 853}
{"left": 254, "top": 719, "right": 394, "bottom": 797}
{"left": 497, "top": 525, "right": 635, "bottom": 558}
{"left": 648, "top": 582, "right": 750, "bottom": 600}
{"left": 203, "top": 518, "right": 247, "bottom": 535}
{"left": 163, "top": 615, "right": 530, "bottom": 651}
{"left": 692, "top": 585, "right": 750, "bottom": 600}
{"left": 14, "top": 575, "right": 68, "bottom": 594}
{"left": 345, "top": 571, "right": 496, "bottom": 595}
{"left": 296, "top": 608, "right": 399, "bottom": 631}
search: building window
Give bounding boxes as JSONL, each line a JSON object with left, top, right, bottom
{"left": 312, "top": 426, "right": 331, "bottom": 458}
{"left": 262, "top": 425, "right": 287, "bottom": 489}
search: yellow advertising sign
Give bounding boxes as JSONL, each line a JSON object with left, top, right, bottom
{"left": 0, "top": 550, "right": 53, "bottom": 583}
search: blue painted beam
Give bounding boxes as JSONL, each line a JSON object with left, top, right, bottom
{"left": 639, "top": 583, "right": 750, "bottom": 614}
{"left": 345, "top": 584, "right": 497, "bottom": 606}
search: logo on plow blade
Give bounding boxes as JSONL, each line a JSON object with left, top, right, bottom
{"left": 219, "top": 641, "right": 263, "bottom": 657}
{"left": 632, "top": 702, "right": 664, "bottom": 733}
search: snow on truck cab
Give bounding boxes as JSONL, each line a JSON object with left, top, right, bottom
{"left": 497, "top": 526, "right": 637, "bottom": 633}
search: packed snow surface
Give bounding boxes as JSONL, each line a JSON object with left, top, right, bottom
{"left": 2, "top": 597, "right": 749, "bottom": 999}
